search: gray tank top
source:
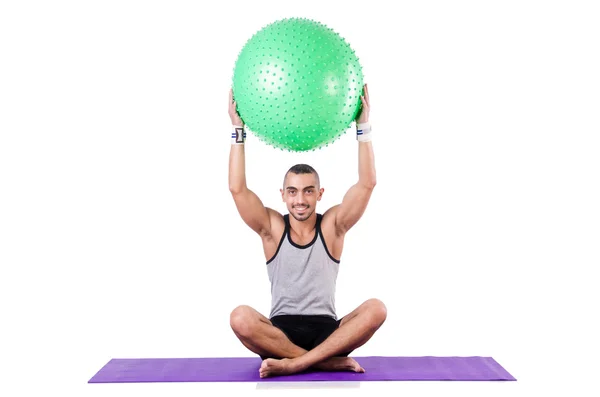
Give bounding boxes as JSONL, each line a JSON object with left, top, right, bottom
{"left": 266, "top": 213, "right": 341, "bottom": 319}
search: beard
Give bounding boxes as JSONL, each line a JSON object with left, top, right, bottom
{"left": 291, "top": 204, "right": 313, "bottom": 221}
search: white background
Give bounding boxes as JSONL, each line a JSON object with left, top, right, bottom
{"left": 1, "top": 1, "right": 599, "bottom": 396}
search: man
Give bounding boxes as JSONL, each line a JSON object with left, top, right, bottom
{"left": 227, "top": 83, "right": 386, "bottom": 378}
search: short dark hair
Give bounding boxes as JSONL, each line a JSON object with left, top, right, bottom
{"left": 283, "top": 164, "right": 320, "bottom": 188}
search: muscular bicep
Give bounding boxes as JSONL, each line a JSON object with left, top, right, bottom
{"left": 231, "top": 187, "right": 275, "bottom": 237}
{"left": 333, "top": 183, "right": 375, "bottom": 234}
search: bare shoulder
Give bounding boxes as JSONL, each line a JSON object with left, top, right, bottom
{"left": 264, "top": 207, "right": 285, "bottom": 240}
{"left": 321, "top": 205, "right": 344, "bottom": 237}
{"left": 260, "top": 208, "right": 286, "bottom": 261}
{"left": 320, "top": 205, "right": 346, "bottom": 261}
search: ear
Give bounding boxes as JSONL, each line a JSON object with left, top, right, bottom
{"left": 318, "top": 187, "right": 324, "bottom": 200}
{"left": 280, "top": 188, "right": 284, "bottom": 201}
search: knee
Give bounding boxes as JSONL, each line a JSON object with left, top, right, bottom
{"left": 229, "top": 305, "right": 256, "bottom": 337}
{"left": 365, "top": 298, "right": 387, "bottom": 327}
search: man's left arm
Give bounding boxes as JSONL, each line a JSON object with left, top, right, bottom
{"left": 333, "top": 120, "right": 376, "bottom": 235}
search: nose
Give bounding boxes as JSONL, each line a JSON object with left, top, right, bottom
{"left": 295, "top": 193, "right": 307, "bottom": 205}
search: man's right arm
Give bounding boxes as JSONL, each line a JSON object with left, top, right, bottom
{"left": 227, "top": 89, "right": 276, "bottom": 238}
{"left": 228, "top": 137, "right": 274, "bottom": 238}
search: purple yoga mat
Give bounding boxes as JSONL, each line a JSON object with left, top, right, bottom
{"left": 88, "top": 356, "right": 516, "bottom": 382}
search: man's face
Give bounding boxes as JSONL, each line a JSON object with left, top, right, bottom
{"left": 280, "top": 173, "right": 323, "bottom": 221}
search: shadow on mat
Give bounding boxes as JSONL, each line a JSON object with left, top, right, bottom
{"left": 256, "top": 381, "right": 361, "bottom": 389}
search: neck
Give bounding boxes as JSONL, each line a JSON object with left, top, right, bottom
{"left": 288, "top": 212, "right": 317, "bottom": 235}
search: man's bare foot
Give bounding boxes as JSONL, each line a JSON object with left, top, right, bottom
{"left": 315, "top": 357, "right": 365, "bottom": 373}
{"left": 259, "top": 358, "right": 300, "bottom": 378}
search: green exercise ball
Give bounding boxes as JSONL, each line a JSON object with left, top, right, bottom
{"left": 232, "top": 17, "right": 364, "bottom": 151}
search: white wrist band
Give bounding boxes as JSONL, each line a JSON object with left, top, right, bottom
{"left": 356, "top": 122, "right": 372, "bottom": 142}
{"left": 231, "top": 125, "right": 246, "bottom": 144}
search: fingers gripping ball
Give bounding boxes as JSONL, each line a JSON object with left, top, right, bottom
{"left": 232, "top": 18, "right": 364, "bottom": 152}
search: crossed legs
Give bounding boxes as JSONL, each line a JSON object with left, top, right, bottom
{"left": 229, "top": 299, "right": 387, "bottom": 378}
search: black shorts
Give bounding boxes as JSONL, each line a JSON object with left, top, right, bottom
{"left": 260, "top": 314, "right": 353, "bottom": 360}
